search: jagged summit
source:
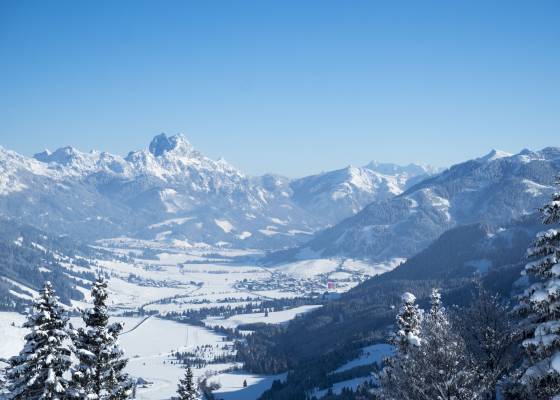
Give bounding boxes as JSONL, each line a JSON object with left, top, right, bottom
{"left": 148, "top": 133, "right": 194, "bottom": 157}
{"left": 34, "top": 146, "right": 82, "bottom": 165}
{"left": 33, "top": 133, "right": 197, "bottom": 169}
{"left": 29, "top": 133, "right": 240, "bottom": 181}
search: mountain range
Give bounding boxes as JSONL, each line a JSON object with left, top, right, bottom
{"left": 0, "top": 133, "right": 435, "bottom": 249}
{"left": 1, "top": 135, "right": 558, "bottom": 264}
{"left": 283, "top": 147, "right": 560, "bottom": 262}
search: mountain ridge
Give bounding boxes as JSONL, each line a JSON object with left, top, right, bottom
{"left": 279, "top": 146, "right": 560, "bottom": 262}
{"left": 1, "top": 134, "right": 436, "bottom": 249}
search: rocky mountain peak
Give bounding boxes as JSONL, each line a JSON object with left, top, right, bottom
{"left": 34, "top": 146, "right": 82, "bottom": 165}
{"left": 148, "top": 133, "right": 194, "bottom": 157}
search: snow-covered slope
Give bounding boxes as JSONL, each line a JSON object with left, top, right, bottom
{"left": 1, "top": 134, "right": 433, "bottom": 249}
{"left": 290, "top": 162, "right": 436, "bottom": 222}
{"left": 0, "top": 218, "right": 98, "bottom": 307}
{"left": 293, "top": 148, "right": 560, "bottom": 261}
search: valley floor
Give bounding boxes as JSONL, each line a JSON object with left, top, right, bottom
{"left": 0, "top": 238, "right": 400, "bottom": 400}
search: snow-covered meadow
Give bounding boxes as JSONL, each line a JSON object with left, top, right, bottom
{"left": 204, "top": 305, "right": 323, "bottom": 330}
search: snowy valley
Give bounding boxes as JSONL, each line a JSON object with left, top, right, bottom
{"left": 0, "top": 231, "right": 399, "bottom": 400}
{"left": 1, "top": 136, "right": 559, "bottom": 400}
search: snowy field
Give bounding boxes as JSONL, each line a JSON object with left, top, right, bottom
{"left": 333, "top": 343, "right": 394, "bottom": 374}
{"left": 0, "top": 313, "right": 285, "bottom": 400}
{"left": 208, "top": 372, "right": 287, "bottom": 400}
{"left": 0, "top": 239, "right": 398, "bottom": 399}
{"left": 308, "top": 343, "right": 393, "bottom": 398}
{"left": 0, "top": 312, "right": 27, "bottom": 360}
{"left": 204, "top": 305, "right": 323, "bottom": 330}
{"left": 73, "top": 316, "right": 235, "bottom": 399}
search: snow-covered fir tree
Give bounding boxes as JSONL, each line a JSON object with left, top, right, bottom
{"left": 393, "top": 292, "right": 422, "bottom": 350}
{"left": 379, "top": 292, "right": 422, "bottom": 399}
{"left": 69, "top": 276, "right": 132, "bottom": 400}
{"left": 4, "top": 281, "right": 71, "bottom": 400}
{"left": 505, "top": 176, "right": 560, "bottom": 399}
{"left": 429, "top": 288, "right": 442, "bottom": 318}
{"left": 380, "top": 289, "right": 481, "bottom": 400}
{"left": 176, "top": 366, "right": 196, "bottom": 400}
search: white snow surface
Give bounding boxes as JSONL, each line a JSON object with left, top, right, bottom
{"left": 0, "top": 312, "right": 27, "bottom": 359}
{"left": 215, "top": 219, "right": 234, "bottom": 233}
{"left": 204, "top": 305, "right": 322, "bottom": 330}
{"left": 333, "top": 344, "right": 394, "bottom": 374}
{"left": 401, "top": 292, "right": 416, "bottom": 303}
{"left": 208, "top": 372, "right": 287, "bottom": 400}
{"left": 149, "top": 217, "right": 194, "bottom": 229}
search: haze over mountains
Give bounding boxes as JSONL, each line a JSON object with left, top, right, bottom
{"left": 0, "top": 133, "right": 436, "bottom": 250}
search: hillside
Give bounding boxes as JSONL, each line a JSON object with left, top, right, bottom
{"left": 243, "top": 214, "right": 543, "bottom": 399}
{"left": 0, "top": 219, "right": 98, "bottom": 309}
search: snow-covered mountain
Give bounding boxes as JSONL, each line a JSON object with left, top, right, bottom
{"left": 290, "top": 162, "right": 436, "bottom": 223}
{"left": 0, "top": 134, "right": 433, "bottom": 249}
{"left": 287, "top": 148, "right": 560, "bottom": 261}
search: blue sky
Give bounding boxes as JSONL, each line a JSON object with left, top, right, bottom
{"left": 0, "top": 1, "right": 559, "bottom": 177}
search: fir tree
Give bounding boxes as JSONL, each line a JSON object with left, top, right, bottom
{"left": 380, "top": 289, "right": 481, "bottom": 400}
{"left": 176, "top": 366, "right": 196, "bottom": 400}
{"left": 379, "top": 292, "right": 422, "bottom": 399}
{"left": 5, "top": 281, "right": 71, "bottom": 400}
{"left": 393, "top": 292, "right": 422, "bottom": 350}
{"left": 506, "top": 176, "right": 560, "bottom": 399}
{"left": 429, "top": 288, "right": 444, "bottom": 322}
{"left": 69, "top": 276, "right": 132, "bottom": 400}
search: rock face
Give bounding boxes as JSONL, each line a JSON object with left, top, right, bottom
{"left": 292, "top": 148, "right": 560, "bottom": 261}
{"left": 0, "top": 134, "right": 436, "bottom": 249}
